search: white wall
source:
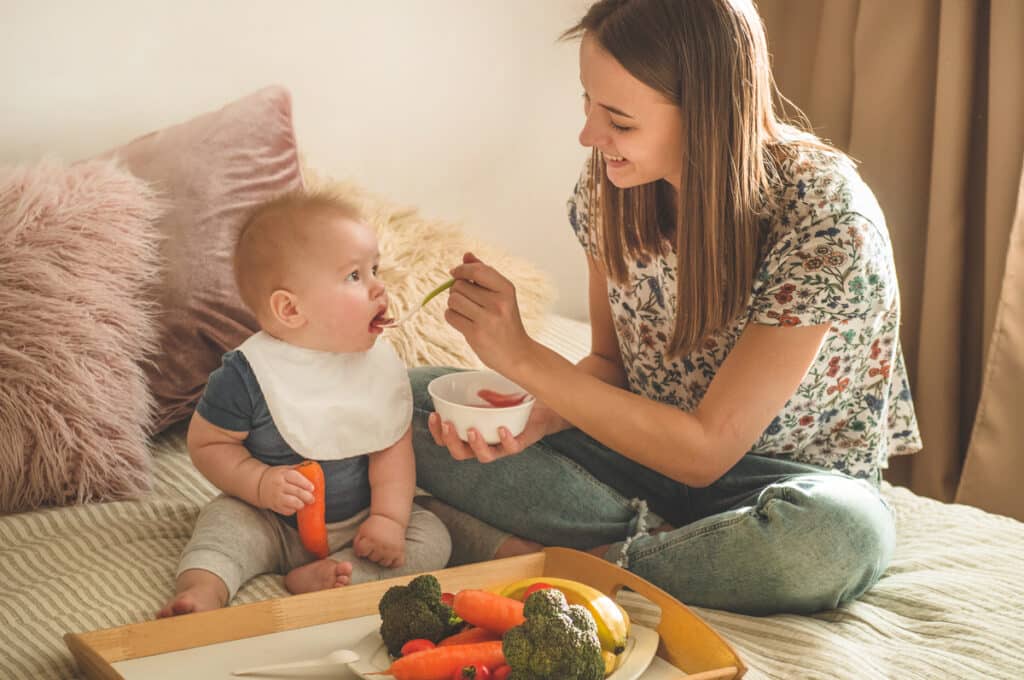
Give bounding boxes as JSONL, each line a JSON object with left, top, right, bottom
{"left": 2, "top": 0, "right": 592, "bottom": 319}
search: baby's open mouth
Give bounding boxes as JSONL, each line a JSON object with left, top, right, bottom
{"left": 370, "top": 309, "right": 393, "bottom": 331}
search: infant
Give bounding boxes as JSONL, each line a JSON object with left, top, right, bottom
{"left": 159, "top": 190, "right": 451, "bottom": 617}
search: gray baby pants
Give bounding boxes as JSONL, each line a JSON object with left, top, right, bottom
{"left": 177, "top": 494, "right": 452, "bottom": 599}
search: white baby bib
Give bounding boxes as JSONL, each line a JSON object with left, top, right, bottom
{"left": 237, "top": 332, "right": 412, "bottom": 460}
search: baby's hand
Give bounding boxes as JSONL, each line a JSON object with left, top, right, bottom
{"left": 257, "top": 466, "right": 315, "bottom": 516}
{"left": 353, "top": 514, "right": 406, "bottom": 568}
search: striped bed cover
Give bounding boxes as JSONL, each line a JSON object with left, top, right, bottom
{"left": 1, "top": 315, "right": 1022, "bottom": 679}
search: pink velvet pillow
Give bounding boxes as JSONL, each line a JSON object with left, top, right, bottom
{"left": 0, "top": 159, "right": 162, "bottom": 512}
{"left": 100, "top": 86, "right": 304, "bottom": 433}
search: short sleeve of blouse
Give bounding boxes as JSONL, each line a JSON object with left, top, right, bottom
{"left": 749, "top": 212, "right": 898, "bottom": 327}
{"left": 195, "top": 350, "right": 255, "bottom": 432}
{"left": 567, "top": 157, "right": 600, "bottom": 259}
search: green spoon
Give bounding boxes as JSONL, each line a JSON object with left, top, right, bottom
{"left": 382, "top": 278, "right": 455, "bottom": 328}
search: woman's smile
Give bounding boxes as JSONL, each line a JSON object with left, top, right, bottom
{"left": 603, "top": 151, "right": 629, "bottom": 168}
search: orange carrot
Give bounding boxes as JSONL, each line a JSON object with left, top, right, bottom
{"left": 438, "top": 626, "right": 502, "bottom": 647}
{"left": 294, "top": 460, "right": 329, "bottom": 559}
{"left": 453, "top": 590, "right": 525, "bottom": 633}
{"left": 378, "top": 641, "right": 505, "bottom": 680}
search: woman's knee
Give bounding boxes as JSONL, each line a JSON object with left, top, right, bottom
{"left": 761, "top": 474, "right": 895, "bottom": 611}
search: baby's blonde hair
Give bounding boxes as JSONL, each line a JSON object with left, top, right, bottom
{"left": 234, "top": 190, "right": 363, "bottom": 316}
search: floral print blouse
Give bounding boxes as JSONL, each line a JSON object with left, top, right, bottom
{"left": 568, "top": 148, "right": 922, "bottom": 479}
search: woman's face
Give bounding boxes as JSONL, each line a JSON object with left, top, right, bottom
{"left": 578, "top": 34, "right": 684, "bottom": 192}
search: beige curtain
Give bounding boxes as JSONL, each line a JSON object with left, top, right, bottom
{"left": 758, "top": 0, "right": 1024, "bottom": 519}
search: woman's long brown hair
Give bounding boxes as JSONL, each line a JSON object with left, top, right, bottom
{"left": 564, "top": 0, "right": 826, "bottom": 358}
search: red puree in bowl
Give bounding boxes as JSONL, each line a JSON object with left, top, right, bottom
{"left": 476, "top": 389, "right": 527, "bottom": 408}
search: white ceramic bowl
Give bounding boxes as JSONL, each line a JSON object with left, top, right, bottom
{"left": 427, "top": 370, "right": 536, "bottom": 445}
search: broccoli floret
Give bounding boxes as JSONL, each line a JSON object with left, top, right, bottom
{"left": 377, "top": 574, "right": 462, "bottom": 657}
{"left": 502, "top": 588, "right": 605, "bottom": 680}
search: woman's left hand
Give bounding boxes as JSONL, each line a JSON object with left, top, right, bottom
{"left": 445, "top": 252, "right": 535, "bottom": 375}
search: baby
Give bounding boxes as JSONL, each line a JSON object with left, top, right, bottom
{"left": 159, "top": 190, "right": 451, "bottom": 617}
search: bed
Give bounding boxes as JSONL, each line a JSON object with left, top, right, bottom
{"left": 3, "top": 84, "right": 1022, "bottom": 679}
{"left": 1, "top": 314, "right": 1021, "bottom": 680}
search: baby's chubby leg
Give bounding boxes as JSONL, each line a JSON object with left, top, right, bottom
{"left": 158, "top": 494, "right": 291, "bottom": 617}
{"left": 297, "top": 503, "right": 451, "bottom": 586}
{"left": 278, "top": 507, "right": 366, "bottom": 594}
{"left": 157, "top": 568, "right": 229, "bottom": 618}
{"left": 415, "top": 495, "right": 541, "bottom": 564}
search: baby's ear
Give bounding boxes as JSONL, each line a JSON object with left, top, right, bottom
{"left": 269, "top": 289, "right": 304, "bottom": 328}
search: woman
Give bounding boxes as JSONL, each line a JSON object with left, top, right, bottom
{"left": 412, "top": 0, "right": 921, "bottom": 615}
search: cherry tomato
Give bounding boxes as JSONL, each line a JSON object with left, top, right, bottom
{"left": 452, "top": 665, "right": 491, "bottom": 680}
{"left": 400, "top": 638, "right": 436, "bottom": 656}
{"left": 523, "top": 582, "right": 554, "bottom": 600}
{"left": 441, "top": 591, "right": 456, "bottom": 607}
{"left": 491, "top": 665, "right": 512, "bottom": 680}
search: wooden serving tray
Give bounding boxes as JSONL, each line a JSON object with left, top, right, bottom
{"left": 65, "top": 548, "right": 746, "bottom": 679}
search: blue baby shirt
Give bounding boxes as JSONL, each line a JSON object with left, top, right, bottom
{"left": 196, "top": 350, "right": 371, "bottom": 526}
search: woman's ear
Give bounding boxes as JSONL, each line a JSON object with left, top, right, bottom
{"left": 269, "top": 289, "right": 305, "bottom": 328}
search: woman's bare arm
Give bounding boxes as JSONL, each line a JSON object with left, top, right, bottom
{"left": 515, "top": 320, "right": 828, "bottom": 486}
{"left": 447, "top": 255, "right": 829, "bottom": 487}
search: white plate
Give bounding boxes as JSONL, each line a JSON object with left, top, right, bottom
{"left": 347, "top": 624, "right": 660, "bottom": 680}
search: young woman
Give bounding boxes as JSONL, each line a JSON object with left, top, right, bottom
{"left": 412, "top": 0, "right": 922, "bottom": 615}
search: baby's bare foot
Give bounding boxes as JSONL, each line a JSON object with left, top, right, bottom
{"left": 284, "top": 559, "right": 354, "bottom": 595}
{"left": 157, "top": 586, "right": 224, "bottom": 618}
{"left": 156, "top": 569, "right": 228, "bottom": 618}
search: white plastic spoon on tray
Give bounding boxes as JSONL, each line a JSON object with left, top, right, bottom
{"left": 231, "top": 647, "right": 359, "bottom": 676}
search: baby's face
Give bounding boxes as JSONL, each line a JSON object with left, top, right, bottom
{"left": 289, "top": 216, "right": 389, "bottom": 353}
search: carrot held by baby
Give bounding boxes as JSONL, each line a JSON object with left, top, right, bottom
{"left": 294, "top": 460, "right": 329, "bottom": 559}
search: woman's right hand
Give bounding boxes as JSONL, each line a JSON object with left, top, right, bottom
{"left": 257, "top": 465, "right": 315, "bottom": 515}
{"left": 427, "top": 402, "right": 567, "bottom": 463}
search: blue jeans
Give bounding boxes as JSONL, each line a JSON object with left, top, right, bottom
{"left": 410, "top": 367, "right": 895, "bottom": 615}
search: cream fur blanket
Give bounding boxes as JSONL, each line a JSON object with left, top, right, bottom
{"left": 305, "top": 169, "right": 555, "bottom": 369}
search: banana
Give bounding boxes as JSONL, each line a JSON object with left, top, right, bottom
{"left": 498, "top": 577, "right": 630, "bottom": 654}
